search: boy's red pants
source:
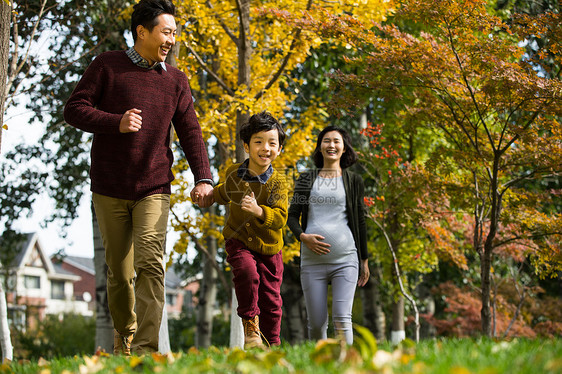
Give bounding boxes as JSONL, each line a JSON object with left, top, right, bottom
{"left": 226, "top": 238, "right": 284, "bottom": 345}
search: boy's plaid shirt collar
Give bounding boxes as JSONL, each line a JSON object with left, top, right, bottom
{"left": 126, "top": 47, "right": 167, "bottom": 71}
{"left": 237, "top": 159, "right": 273, "bottom": 184}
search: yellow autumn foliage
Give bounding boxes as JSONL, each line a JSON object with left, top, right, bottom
{"left": 168, "top": 0, "right": 395, "bottom": 264}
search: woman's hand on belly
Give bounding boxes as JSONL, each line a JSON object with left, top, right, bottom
{"left": 300, "top": 233, "right": 331, "bottom": 255}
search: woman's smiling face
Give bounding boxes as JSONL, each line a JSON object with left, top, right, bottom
{"left": 320, "top": 130, "right": 346, "bottom": 163}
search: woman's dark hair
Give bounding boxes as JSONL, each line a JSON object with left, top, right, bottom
{"left": 312, "top": 126, "right": 358, "bottom": 169}
{"left": 131, "top": 0, "right": 175, "bottom": 42}
{"left": 239, "top": 111, "right": 286, "bottom": 146}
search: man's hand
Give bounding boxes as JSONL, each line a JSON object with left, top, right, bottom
{"left": 120, "top": 108, "right": 142, "bottom": 133}
{"left": 191, "top": 183, "right": 214, "bottom": 208}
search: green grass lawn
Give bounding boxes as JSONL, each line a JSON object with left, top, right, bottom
{"left": 2, "top": 337, "right": 562, "bottom": 373}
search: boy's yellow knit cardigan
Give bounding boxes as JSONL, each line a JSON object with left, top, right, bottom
{"left": 213, "top": 163, "right": 288, "bottom": 255}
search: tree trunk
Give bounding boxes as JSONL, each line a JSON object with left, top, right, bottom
{"left": 280, "top": 262, "right": 307, "bottom": 344}
{"left": 92, "top": 201, "right": 114, "bottom": 353}
{"left": 1, "top": 1, "right": 13, "bottom": 362}
{"left": 196, "top": 205, "right": 219, "bottom": 348}
{"left": 481, "top": 157, "right": 501, "bottom": 337}
{"left": 390, "top": 296, "right": 405, "bottom": 345}
{"left": 0, "top": 0, "right": 11, "bottom": 154}
{"left": 361, "top": 266, "right": 386, "bottom": 342}
{"left": 229, "top": 0, "right": 252, "bottom": 348}
{"left": 235, "top": 0, "right": 252, "bottom": 163}
{"left": 158, "top": 295, "right": 170, "bottom": 353}
{"left": 0, "top": 282, "right": 12, "bottom": 363}
{"left": 229, "top": 289, "right": 244, "bottom": 348}
{"left": 480, "top": 248, "right": 493, "bottom": 336}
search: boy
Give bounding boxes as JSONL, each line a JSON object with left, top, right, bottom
{"left": 210, "top": 111, "right": 288, "bottom": 349}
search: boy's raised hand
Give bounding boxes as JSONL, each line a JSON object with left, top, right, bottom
{"left": 241, "top": 192, "right": 264, "bottom": 219}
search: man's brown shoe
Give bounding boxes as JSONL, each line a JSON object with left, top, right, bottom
{"left": 242, "top": 315, "right": 267, "bottom": 349}
{"left": 113, "top": 329, "right": 133, "bottom": 356}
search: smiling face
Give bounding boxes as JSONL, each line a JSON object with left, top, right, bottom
{"left": 243, "top": 129, "right": 282, "bottom": 175}
{"left": 320, "top": 130, "right": 346, "bottom": 164}
{"left": 135, "top": 13, "right": 176, "bottom": 66}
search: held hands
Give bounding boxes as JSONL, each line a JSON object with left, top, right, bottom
{"left": 241, "top": 192, "right": 264, "bottom": 219}
{"left": 120, "top": 108, "right": 142, "bottom": 133}
{"left": 191, "top": 183, "right": 214, "bottom": 208}
{"left": 300, "top": 233, "right": 331, "bottom": 255}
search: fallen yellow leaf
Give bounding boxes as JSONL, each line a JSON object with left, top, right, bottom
{"left": 129, "top": 356, "right": 143, "bottom": 368}
{"left": 449, "top": 366, "right": 472, "bottom": 374}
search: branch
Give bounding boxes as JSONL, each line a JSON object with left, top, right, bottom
{"left": 499, "top": 96, "right": 535, "bottom": 149}
{"left": 254, "top": 0, "right": 314, "bottom": 101}
{"left": 235, "top": 0, "right": 247, "bottom": 43}
{"left": 499, "top": 106, "right": 544, "bottom": 155}
{"left": 371, "top": 214, "right": 420, "bottom": 343}
{"left": 446, "top": 22, "right": 496, "bottom": 152}
{"left": 493, "top": 230, "right": 562, "bottom": 250}
{"left": 436, "top": 93, "right": 479, "bottom": 152}
{"left": 6, "top": 0, "right": 48, "bottom": 98}
{"left": 499, "top": 70, "right": 561, "bottom": 154}
{"left": 184, "top": 42, "right": 235, "bottom": 96}
{"left": 5, "top": 34, "right": 109, "bottom": 110}
{"left": 205, "top": 0, "right": 239, "bottom": 46}
{"left": 500, "top": 170, "right": 536, "bottom": 196}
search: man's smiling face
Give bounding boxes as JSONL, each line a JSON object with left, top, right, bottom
{"left": 135, "top": 13, "right": 176, "bottom": 66}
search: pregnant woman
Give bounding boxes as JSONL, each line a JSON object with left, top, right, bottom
{"left": 288, "top": 125, "right": 370, "bottom": 344}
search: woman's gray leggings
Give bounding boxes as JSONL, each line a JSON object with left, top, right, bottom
{"left": 300, "top": 261, "right": 359, "bottom": 344}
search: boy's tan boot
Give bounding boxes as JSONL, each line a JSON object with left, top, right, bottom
{"left": 242, "top": 315, "right": 266, "bottom": 349}
{"left": 113, "top": 329, "right": 133, "bottom": 356}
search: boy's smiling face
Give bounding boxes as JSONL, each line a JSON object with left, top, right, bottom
{"left": 243, "top": 129, "right": 282, "bottom": 175}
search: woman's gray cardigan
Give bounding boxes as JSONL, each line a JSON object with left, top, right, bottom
{"left": 287, "top": 168, "right": 369, "bottom": 262}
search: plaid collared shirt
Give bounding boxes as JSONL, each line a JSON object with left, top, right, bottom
{"left": 237, "top": 159, "right": 273, "bottom": 184}
{"left": 126, "top": 47, "right": 167, "bottom": 71}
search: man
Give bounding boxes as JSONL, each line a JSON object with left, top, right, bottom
{"left": 63, "top": 0, "right": 213, "bottom": 355}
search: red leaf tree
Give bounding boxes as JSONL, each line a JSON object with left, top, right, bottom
{"left": 278, "top": 0, "right": 562, "bottom": 337}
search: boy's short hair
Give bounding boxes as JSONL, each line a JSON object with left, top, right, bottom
{"left": 131, "top": 0, "right": 176, "bottom": 42}
{"left": 239, "top": 111, "right": 286, "bottom": 146}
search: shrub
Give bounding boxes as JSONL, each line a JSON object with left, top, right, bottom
{"left": 13, "top": 313, "right": 95, "bottom": 360}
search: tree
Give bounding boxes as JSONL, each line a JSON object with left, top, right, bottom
{"left": 2, "top": 0, "right": 130, "bottom": 353}
{"left": 1, "top": 0, "right": 13, "bottom": 362}
{"left": 294, "top": 0, "right": 562, "bottom": 336}
{"left": 169, "top": 0, "right": 395, "bottom": 346}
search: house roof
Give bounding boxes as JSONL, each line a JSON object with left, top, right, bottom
{"left": 4, "top": 232, "right": 80, "bottom": 281}
{"left": 57, "top": 255, "right": 201, "bottom": 288}
{"left": 63, "top": 255, "right": 96, "bottom": 275}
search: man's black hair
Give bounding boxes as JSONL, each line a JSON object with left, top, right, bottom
{"left": 131, "top": 0, "right": 175, "bottom": 42}
{"left": 312, "top": 126, "right": 358, "bottom": 169}
{"left": 239, "top": 111, "right": 286, "bottom": 146}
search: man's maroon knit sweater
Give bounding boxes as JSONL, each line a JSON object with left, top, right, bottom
{"left": 64, "top": 51, "right": 212, "bottom": 200}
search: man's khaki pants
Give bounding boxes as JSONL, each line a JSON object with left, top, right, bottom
{"left": 93, "top": 192, "right": 170, "bottom": 354}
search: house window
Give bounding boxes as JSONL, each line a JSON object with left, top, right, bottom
{"left": 51, "top": 280, "right": 65, "bottom": 300}
{"left": 166, "top": 293, "right": 177, "bottom": 306}
{"left": 8, "top": 307, "right": 26, "bottom": 331}
{"left": 183, "top": 290, "right": 193, "bottom": 311}
{"left": 24, "top": 275, "right": 40, "bottom": 289}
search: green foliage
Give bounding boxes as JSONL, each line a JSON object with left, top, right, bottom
{"left": 5, "top": 0, "right": 130, "bottom": 229}
{"left": 0, "top": 147, "right": 48, "bottom": 232}
{"left": 168, "top": 311, "right": 231, "bottom": 351}
{"left": 12, "top": 313, "right": 95, "bottom": 360}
